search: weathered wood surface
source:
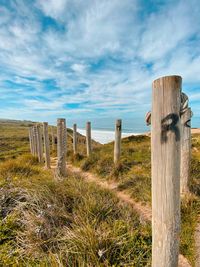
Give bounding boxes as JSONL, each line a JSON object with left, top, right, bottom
{"left": 32, "top": 126, "right": 37, "bottom": 156}
{"left": 51, "top": 126, "right": 55, "bottom": 151}
{"left": 73, "top": 123, "right": 77, "bottom": 154}
{"left": 114, "top": 119, "right": 122, "bottom": 163}
{"left": 56, "top": 118, "right": 67, "bottom": 177}
{"left": 28, "top": 127, "right": 33, "bottom": 155}
{"left": 43, "top": 122, "right": 51, "bottom": 169}
{"left": 86, "top": 122, "right": 92, "bottom": 156}
{"left": 151, "top": 75, "right": 182, "bottom": 267}
{"left": 36, "top": 125, "right": 43, "bottom": 163}
{"left": 180, "top": 108, "right": 192, "bottom": 195}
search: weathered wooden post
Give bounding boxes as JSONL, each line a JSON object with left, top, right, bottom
{"left": 86, "top": 122, "right": 92, "bottom": 156}
{"left": 43, "top": 122, "right": 51, "bottom": 169}
{"left": 32, "top": 125, "right": 38, "bottom": 157}
{"left": 51, "top": 126, "right": 55, "bottom": 151}
{"left": 56, "top": 118, "right": 67, "bottom": 176}
{"left": 36, "top": 124, "right": 43, "bottom": 163}
{"left": 28, "top": 127, "right": 34, "bottom": 155}
{"left": 151, "top": 75, "right": 181, "bottom": 267}
{"left": 114, "top": 119, "right": 122, "bottom": 164}
{"left": 73, "top": 123, "right": 77, "bottom": 154}
{"left": 180, "top": 107, "right": 192, "bottom": 194}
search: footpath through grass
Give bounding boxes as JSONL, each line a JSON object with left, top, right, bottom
{"left": 69, "top": 134, "right": 200, "bottom": 266}
{"left": 0, "top": 154, "right": 152, "bottom": 266}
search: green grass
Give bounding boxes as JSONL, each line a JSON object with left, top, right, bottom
{"left": 1, "top": 120, "right": 200, "bottom": 266}
{"left": 69, "top": 134, "right": 200, "bottom": 266}
{"left": 0, "top": 155, "right": 152, "bottom": 266}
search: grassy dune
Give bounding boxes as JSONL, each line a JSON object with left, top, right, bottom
{"left": 0, "top": 120, "right": 200, "bottom": 266}
{"left": 0, "top": 155, "right": 151, "bottom": 266}
{"left": 70, "top": 134, "right": 200, "bottom": 265}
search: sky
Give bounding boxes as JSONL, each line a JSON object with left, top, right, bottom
{"left": 0, "top": 0, "right": 200, "bottom": 128}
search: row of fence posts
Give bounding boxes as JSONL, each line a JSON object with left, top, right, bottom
{"left": 28, "top": 75, "right": 192, "bottom": 267}
{"left": 29, "top": 119, "right": 123, "bottom": 171}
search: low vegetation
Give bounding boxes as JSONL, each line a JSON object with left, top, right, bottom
{"left": 69, "top": 134, "right": 200, "bottom": 265}
{"left": 0, "top": 120, "right": 199, "bottom": 266}
{"left": 0, "top": 154, "right": 151, "bottom": 266}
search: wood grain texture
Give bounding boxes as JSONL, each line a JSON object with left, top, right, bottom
{"left": 43, "top": 122, "right": 51, "bottom": 169}
{"left": 28, "top": 127, "right": 33, "bottom": 155}
{"left": 36, "top": 124, "right": 43, "bottom": 163}
{"left": 51, "top": 126, "right": 55, "bottom": 151}
{"left": 86, "top": 122, "right": 92, "bottom": 156}
{"left": 114, "top": 119, "right": 122, "bottom": 163}
{"left": 56, "top": 118, "right": 67, "bottom": 176}
{"left": 151, "top": 75, "right": 182, "bottom": 267}
{"left": 73, "top": 123, "right": 77, "bottom": 154}
{"left": 180, "top": 108, "right": 192, "bottom": 194}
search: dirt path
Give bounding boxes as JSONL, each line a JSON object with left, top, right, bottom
{"left": 51, "top": 158, "right": 191, "bottom": 267}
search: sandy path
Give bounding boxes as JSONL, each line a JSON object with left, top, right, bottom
{"left": 51, "top": 158, "right": 191, "bottom": 267}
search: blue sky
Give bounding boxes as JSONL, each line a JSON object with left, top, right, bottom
{"left": 0, "top": 0, "right": 200, "bottom": 127}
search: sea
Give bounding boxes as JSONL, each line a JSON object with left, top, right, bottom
{"left": 67, "top": 117, "right": 200, "bottom": 144}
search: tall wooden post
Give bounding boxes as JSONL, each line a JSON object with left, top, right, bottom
{"left": 43, "top": 122, "right": 51, "bottom": 169}
{"left": 36, "top": 124, "right": 43, "bottom": 163}
{"left": 28, "top": 127, "right": 33, "bottom": 155}
{"left": 51, "top": 126, "right": 55, "bottom": 151}
{"left": 151, "top": 75, "right": 181, "bottom": 267}
{"left": 86, "top": 122, "right": 92, "bottom": 156}
{"left": 114, "top": 119, "right": 122, "bottom": 164}
{"left": 73, "top": 123, "right": 77, "bottom": 154}
{"left": 32, "top": 126, "right": 37, "bottom": 156}
{"left": 180, "top": 108, "right": 192, "bottom": 194}
{"left": 56, "top": 118, "right": 67, "bottom": 176}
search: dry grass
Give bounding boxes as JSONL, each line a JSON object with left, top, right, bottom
{"left": 0, "top": 155, "right": 152, "bottom": 266}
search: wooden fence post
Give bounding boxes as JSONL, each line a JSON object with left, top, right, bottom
{"left": 32, "top": 126, "right": 37, "bottom": 156}
{"left": 36, "top": 124, "right": 43, "bottom": 163}
{"left": 73, "top": 123, "right": 77, "bottom": 154}
{"left": 43, "top": 122, "right": 51, "bottom": 169}
{"left": 86, "top": 122, "right": 92, "bottom": 156}
{"left": 114, "top": 119, "right": 122, "bottom": 164}
{"left": 56, "top": 118, "right": 67, "bottom": 176}
{"left": 180, "top": 107, "right": 192, "bottom": 194}
{"left": 51, "top": 126, "right": 55, "bottom": 151}
{"left": 28, "top": 127, "right": 33, "bottom": 155}
{"left": 151, "top": 75, "right": 181, "bottom": 267}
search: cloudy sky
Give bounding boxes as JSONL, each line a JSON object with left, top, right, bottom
{"left": 0, "top": 0, "right": 200, "bottom": 126}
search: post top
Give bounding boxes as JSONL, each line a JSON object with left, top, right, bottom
{"left": 116, "top": 119, "right": 122, "bottom": 124}
{"left": 153, "top": 75, "right": 182, "bottom": 85}
{"left": 57, "top": 118, "right": 66, "bottom": 121}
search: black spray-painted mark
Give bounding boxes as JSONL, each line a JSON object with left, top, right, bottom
{"left": 184, "top": 119, "right": 191, "bottom": 128}
{"left": 161, "top": 113, "right": 180, "bottom": 143}
{"left": 117, "top": 125, "right": 121, "bottom": 131}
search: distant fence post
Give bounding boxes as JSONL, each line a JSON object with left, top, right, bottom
{"left": 73, "top": 123, "right": 77, "bottom": 154}
{"left": 56, "top": 118, "right": 67, "bottom": 177}
{"left": 36, "top": 124, "right": 43, "bottom": 163}
{"left": 114, "top": 119, "right": 122, "bottom": 164}
{"left": 86, "top": 122, "right": 92, "bottom": 156}
{"left": 151, "top": 75, "right": 181, "bottom": 267}
{"left": 180, "top": 107, "right": 192, "bottom": 194}
{"left": 51, "top": 126, "right": 55, "bottom": 151}
{"left": 28, "top": 127, "right": 34, "bottom": 155}
{"left": 43, "top": 122, "right": 51, "bottom": 169}
{"left": 32, "top": 126, "right": 38, "bottom": 157}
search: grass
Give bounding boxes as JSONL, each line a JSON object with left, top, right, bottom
{"left": 69, "top": 134, "right": 200, "bottom": 266}
{"left": 0, "top": 155, "right": 152, "bottom": 266}
{"left": 1, "top": 120, "right": 200, "bottom": 266}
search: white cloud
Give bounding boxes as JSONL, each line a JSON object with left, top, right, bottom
{"left": 36, "top": 0, "right": 69, "bottom": 20}
{"left": 0, "top": 0, "right": 199, "bottom": 123}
